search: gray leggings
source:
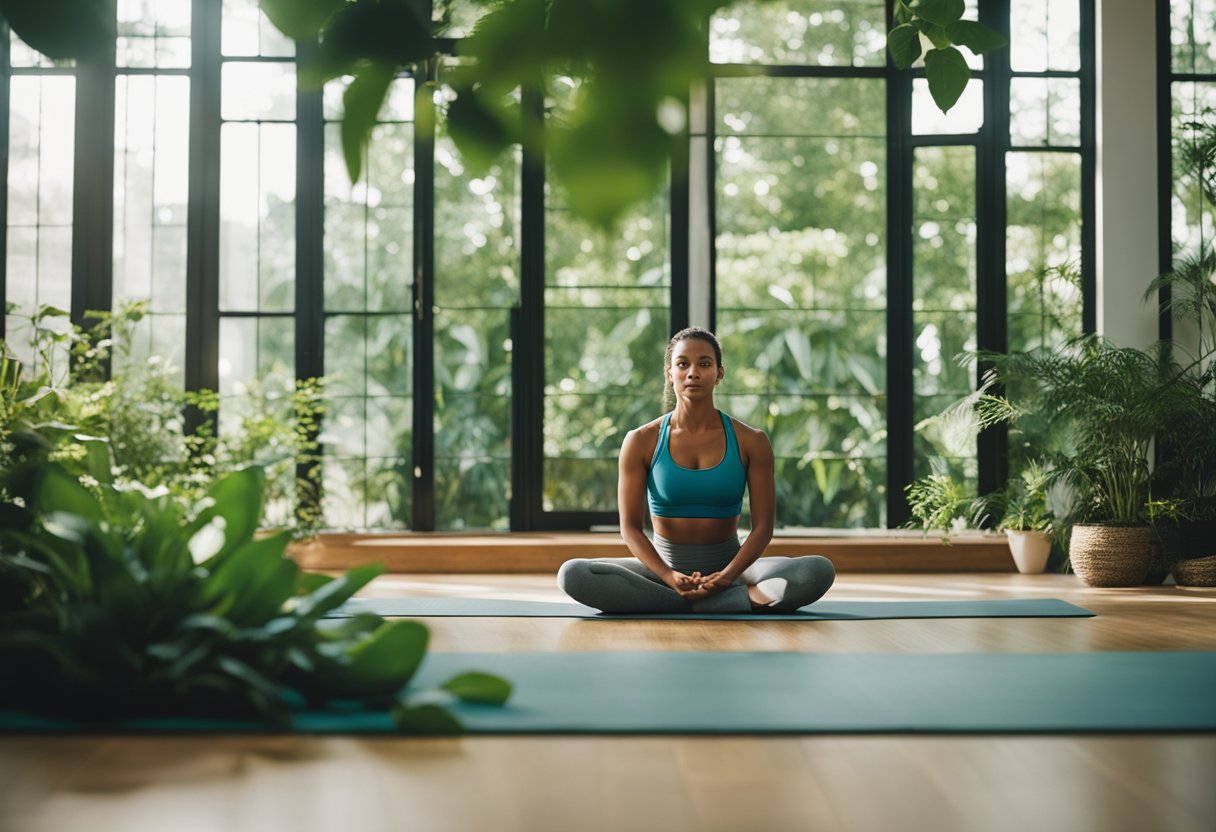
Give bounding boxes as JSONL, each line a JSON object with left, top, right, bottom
{"left": 557, "top": 536, "right": 836, "bottom": 614}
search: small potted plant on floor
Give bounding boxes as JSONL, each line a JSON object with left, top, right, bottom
{"left": 984, "top": 462, "right": 1056, "bottom": 574}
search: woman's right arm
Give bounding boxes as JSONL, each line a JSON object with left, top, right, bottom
{"left": 618, "top": 428, "right": 694, "bottom": 593}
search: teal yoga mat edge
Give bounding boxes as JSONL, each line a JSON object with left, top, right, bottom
{"left": 329, "top": 597, "right": 1096, "bottom": 620}
{"left": 3, "top": 650, "right": 1212, "bottom": 736}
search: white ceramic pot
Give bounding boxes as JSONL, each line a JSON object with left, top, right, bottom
{"left": 1005, "top": 529, "right": 1053, "bottom": 574}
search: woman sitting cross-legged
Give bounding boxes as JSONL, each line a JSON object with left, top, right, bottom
{"left": 557, "top": 327, "right": 836, "bottom": 614}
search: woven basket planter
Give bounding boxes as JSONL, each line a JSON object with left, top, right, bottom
{"left": 1069, "top": 524, "right": 1152, "bottom": 587}
{"left": 1172, "top": 554, "right": 1216, "bottom": 587}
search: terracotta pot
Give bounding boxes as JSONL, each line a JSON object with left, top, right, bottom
{"left": 1068, "top": 524, "right": 1151, "bottom": 587}
{"left": 1005, "top": 529, "right": 1052, "bottom": 574}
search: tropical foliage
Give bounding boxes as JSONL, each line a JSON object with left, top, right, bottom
{"left": 0, "top": 302, "right": 325, "bottom": 534}
{"left": 0, "top": 448, "right": 508, "bottom": 727}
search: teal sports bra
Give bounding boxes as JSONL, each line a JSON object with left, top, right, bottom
{"left": 647, "top": 411, "right": 746, "bottom": 519}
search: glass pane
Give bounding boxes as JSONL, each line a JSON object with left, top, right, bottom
{"left": 222, "top": 0, "right": 294, "bottom": 57}
{"left": 220, "top": 123, "right": 296, "bottom": 312}
{"left": 431, "top": 115, "right": 516, "bottom": 530}
{"left": 1172, "top": 0, "right": 1216, "bottom": 74}
{"left": 4, "top": 76, "right": 75, "bottom": 358}
{"left": 1010, "top": 78, "right": 1081, "bottom": 147}
{"left": 544, "top": 174, "right": 670, "bottom": 514}
{"left": 1171, "top": 82, "right": 1216, "bottom": 257}
{"left": 1006, "top": 152, "right": 1083, "bottom": 354}
{"left": 8, "top": 29, "right": 66, "bottom": 68}
{"left": 716, "top": 76, "right": 884, "bottom": 137}
{"left": 117, "top": 0, "right": 191, "bottom": 68}
{"left": 710, "top": 0, "right": 886, "bottom": 67}
{"left": 218, "top": 316, "right": 294, "bottom": 398}
{"left": 1012, "top": 0, "right": 1081, "bottom": 72}
{"left": 221, "top": 62, "right": 296, "bottom": 121}
{"left": 324, "top": 78, "right": 414, "bottom": 314}
{"left": 543, "top": 300, "right": 668, "bottom": 513}
{"left": 912, "top": 146, "right": 977, "bottom": 483}
{"left": 715, "top": 75, "right": 886, "bottom": 528}
{"left": 113, "top": 75, "right": 191, "bottom": 365}
{"left": 912, "top": 79, "right": 984, "bottom": 135}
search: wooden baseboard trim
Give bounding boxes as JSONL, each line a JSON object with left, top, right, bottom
{"left": 288, "top": 532, "right": 1016, "bottom": 574}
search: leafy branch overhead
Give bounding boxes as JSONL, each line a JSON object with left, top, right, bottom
{"left": 888, "top": 0, "right": 1007, "bottom": 112}
{"left": 0, "top": 0, "right": 1008, "bottom": 224}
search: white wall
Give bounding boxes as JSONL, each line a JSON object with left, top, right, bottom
{"left": 1095, "top": 0, "right": 1161, "bottom": 348}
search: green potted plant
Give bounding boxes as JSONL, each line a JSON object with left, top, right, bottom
{"left": 973, "top": 336, "right": 1190, "bottom": 586}
{"left": 984, "top": 462, "right": 1056, "bottom": 574}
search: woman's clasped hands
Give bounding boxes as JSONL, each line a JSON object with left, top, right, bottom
{"left": 665, "top": 570, "right": 733, "bottom": 601}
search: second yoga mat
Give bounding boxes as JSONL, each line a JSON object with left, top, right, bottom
{"left": 4, "top": 651, "right": 1213, "bottom": 734}
{"left": 329, "top": 597, "right": 1094, "bottom": 620}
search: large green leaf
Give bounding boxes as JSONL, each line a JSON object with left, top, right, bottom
{"left": 312, "top": 619, "right": 429, "bottom": 698}
{"left": 36, "top": 466, "right": 103, "bottom": 522}
{"left": 341, "top": 64, "right": 397, "bottom": 183}
{"left": 446, "top": 86, "right": 516, "bottom": 173}
{"left": 187, "top": 467, "right": 264, "bottom": 564}
{"left": 391, "top": 701, "right": 463, "bottom": 734}
{"left": 924, "top": 47, "right": 970, "bottom": 113}
{"left": 318, "top": 0, "right": 434, "bottom": 74}
{"left": 0, "top": 0, "right": 115, "bottom": 60}
{"left": 946, "top": 20, "right": 1009, "bottom": 56}
{"left": 201, "top": 533, "right": 298, "bottom": 625}
{"left": 913, "top": 19, "right": 952, "bottom": 49}
{"left": 441, "top": 671, "right": 512, "bottom": 705}
{"left": 893, "top": 0, "right": 914, "bottom": 25}
{"left": 290, "top": 562, "right": 384, "bottom": 620}
{"left": 259, "top": 0, "right": 345, "bottom": 41}
{"left": 887, "top": 24, "right": 922, "bottom": 69}
{"left": 912, "top": 0, "right": 965, "bottom": 26}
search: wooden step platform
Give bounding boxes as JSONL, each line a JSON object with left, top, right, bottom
{"left": 289, "top": 531, "right": 1017, "bottom": 573}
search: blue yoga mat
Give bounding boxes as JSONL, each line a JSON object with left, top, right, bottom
{"left": 328, "top": 597, "right": 1094, "bottom": 620}
{"left": 2, "top": 651, "right": 1212, "bottom": 734}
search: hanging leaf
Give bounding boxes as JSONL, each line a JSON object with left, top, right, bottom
{"left": 259, "top": 0, "right": 346, "bottom": 41}
{"left": 341, "top": 64, "right": 396, "bottom": 183}
{"left": 946, "top": 20, "right": 1009, "bottom": 56}
{"left": 446, "top": 85, "right": 516, "bottom": 173}
{"left": 924, "top": 47, "right": 970, "bottom": 113}
{"left": 894, "top": 0, "right": 914, "bottom": 25}
{"left": 0, "top": 0, "right": 115, "bottom": 60}
{"left": 913, "top": 19, "right": 952, "bottom": 50}
{"left": 911, "top": 0, "right": 965, "bottom": 26}
{"left": 887, "top": 24, "right": 922, "bottom": 69}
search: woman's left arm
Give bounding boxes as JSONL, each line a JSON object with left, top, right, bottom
{"left": 710, "top": 426, "right": 775, "bottom": 586}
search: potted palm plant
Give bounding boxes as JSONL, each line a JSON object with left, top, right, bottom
{"left": 973, "top": 337, "right": 1190, "bottom": 586}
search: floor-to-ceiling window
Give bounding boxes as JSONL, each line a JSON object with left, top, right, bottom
{"left": 1, "top": 0, "right": 1094, "bottom": 532}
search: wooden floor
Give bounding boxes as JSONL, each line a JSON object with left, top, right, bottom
{"left": 2, "top": 573, "right": 1215, "bottom": 832}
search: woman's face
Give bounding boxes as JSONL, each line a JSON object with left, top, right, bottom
{"left": 667, "top": 338, "right": 723, "bottom": 399}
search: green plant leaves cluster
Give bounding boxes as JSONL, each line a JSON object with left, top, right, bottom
{"left": 0, "top": 0, "right": 115, "bottom": 60}
{"left": 888, "top": 0, "right": 1007, "bottom": 112}
{"left": 0, "top": 452, "right": 510, "bottom": 729}
{"left": 0, "top": 302, "right": 325, "bottom": 537}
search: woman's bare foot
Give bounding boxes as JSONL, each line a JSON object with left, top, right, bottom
{"left": 747, "top": 583, "right": 775, "bottom": 610}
